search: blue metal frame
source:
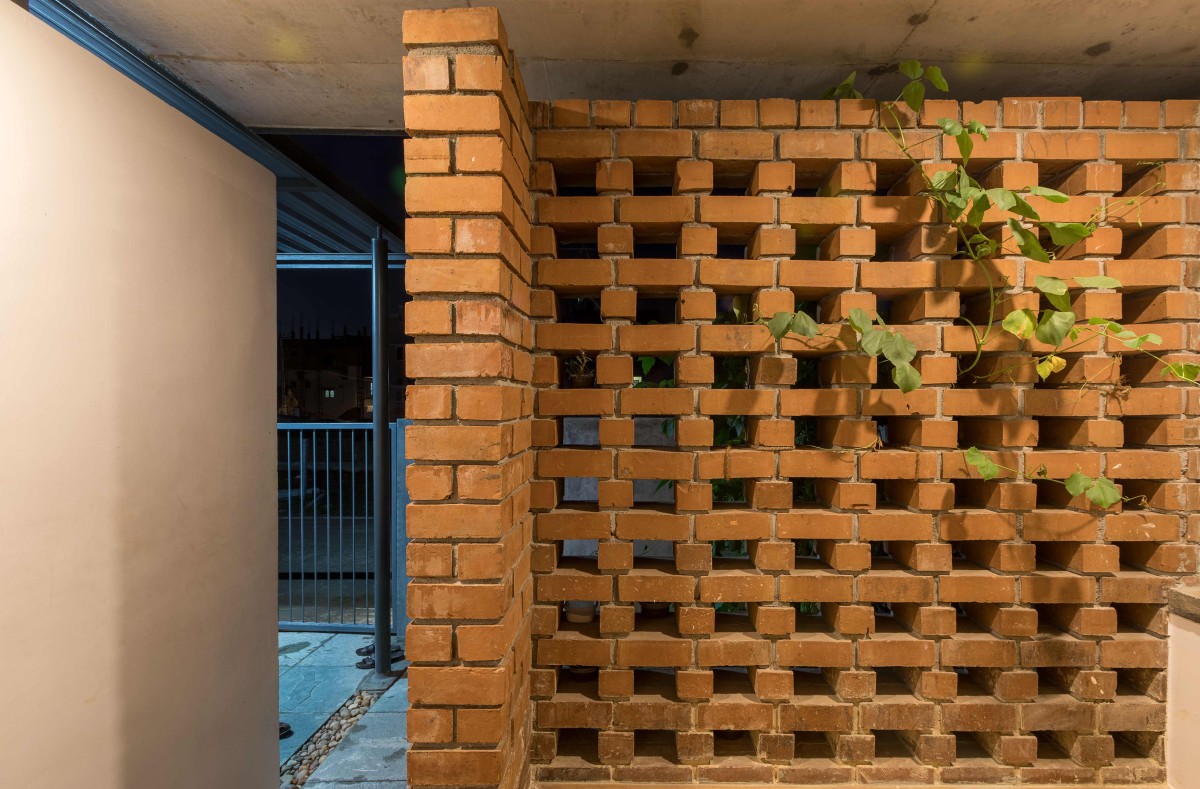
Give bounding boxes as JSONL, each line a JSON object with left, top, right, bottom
{"left": 391, "top": 419, "right": 411, "bottom": 648}
{"left": 278, "top": 622, "right": 372, "bottom": 635}
{"left": 277, "top": 253, "right": 408, "bottom": 270}
{"left": 275, "top": 420, "right": 411, "bottom": 637}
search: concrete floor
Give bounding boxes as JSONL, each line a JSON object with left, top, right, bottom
{"left": 305, "top": 679, "right": 409, "bottom": 788}
{"left": 278, "top": 632, "right": 374, "bottom": 765}
{"left": 278, "top": 631, "right": 409, "bottom": 786}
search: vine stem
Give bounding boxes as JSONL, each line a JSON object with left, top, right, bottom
{"left": 963, "top": 451, "right": 1144, "bottom": 508}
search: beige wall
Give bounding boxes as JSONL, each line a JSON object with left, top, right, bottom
{"left": 1169, "top": 615, "right": 1200, "bottom": 788}
{"left": 0, "top": 4, "right": 277, "bottom": 788}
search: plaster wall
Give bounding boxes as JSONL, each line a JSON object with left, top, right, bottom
{"left": 0, "top": 3, "right": 278, "bottom": 787}
{"left": 1168, "top": 615, "right": 1200, "bottom": 789}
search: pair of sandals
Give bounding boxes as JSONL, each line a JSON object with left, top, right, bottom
{"left": 354, "top": 641, "right": 404, "bottom": 670}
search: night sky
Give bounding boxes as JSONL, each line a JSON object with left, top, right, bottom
{"left": 277, "top": 269, "right": 371, "bottom": 338}
{"left": 273, "top": 133, "right": 407, "bottom": 340}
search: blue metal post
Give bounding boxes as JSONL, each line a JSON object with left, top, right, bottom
{"left": 392, "top": 419, "right": 412, "bottom": 648}
{"left": 371, "top": 231, "right": 391, "bottom": 674}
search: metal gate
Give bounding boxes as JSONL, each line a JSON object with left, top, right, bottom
{"left": 278, "top": 419, "right": 409, "bottom": 636}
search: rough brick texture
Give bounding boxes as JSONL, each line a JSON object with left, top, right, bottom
{"left": 402, "top": 8, "right": 535, "bottom": 789}
{"left": 405, "top": 8, "right": 1200, "bottom": 787}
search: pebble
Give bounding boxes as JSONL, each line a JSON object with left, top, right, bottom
{"left": 280, "top": 690, "right": 379, "bottom": 789}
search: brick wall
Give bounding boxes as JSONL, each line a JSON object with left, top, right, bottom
{"left": 403, "top": 7, "right": 1200, "bottom": 786}
{"left": 402, "top": 8, "right": 535, "bottom": 788}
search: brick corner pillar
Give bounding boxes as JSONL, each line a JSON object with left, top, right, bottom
{"left": 401, "top": 7, "right": 535, "bottom": 789}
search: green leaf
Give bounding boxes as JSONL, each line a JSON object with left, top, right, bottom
{"left": 848, "top": 308, "right": 874, "bottom": 336}
{"left": 1122, "top": 332, "right": 1162, "bottom": 349}
{"left": 1035, "top": 309, "right": 1076, "bottom": 346}
{"left": 930, "top": 169, "right": 957, "bottom": 191}
{"left": 985, "top": 188, "right": 1016, "bottom": 212}
{"left": 965, "top": 120, "right": 989, "bottom": 140}
{"left": 892, "top": 361, "right": 922, "bottom": 393}
{"left": 790, "top": 311, "right": 819, "bottom": 338}
{"left": 1034, "top": 275, "right": 1068, "bottom": 296}
{"left": 639, "top": 355, "right": 656, "bottom": 376}
{"left": 899, "top": 59, "right": 923, "bottom": 79}
{"left": 1162, "top": 362, "right": 1200, "bottom": 382}
{"left": 943, "top": 192, "right": 968, "bottom": 220}
{"left": 1073, "top": 275, "right": 1122, "bottom": 289}
{"left": 1009, "top": 194, "right": 1041, "bottom": 221}
{"left": 959, "top": 183, "right": 982, "bottom": 204}
{"left": 1036, "top": 358, "right": 1054, "bottom": 379}
{"left": 1085, "top": 477, "right": 1122, "bottom": 509}
{"left": 964, "top": 447, "right": 1000, "bottom": 481}
{"left": 1045, "top": 291, "right": 1072, "bottom": 312}
{"left": 936, "top": 118, "right": 964, "bottom": 137}
{"left": 1002, "top": 308, "right": 1038, "bottom": 340}
{"left": 1007, "top": 218, "right": 1049, "bottom": 262}
{"left": 1064, "top": 471, "right": 1093, "bottom": 497}
{"left": 1026, "top": 185, "right": 1070, "bottom": 203}
{"left": 823, "top": 71, "right": 861, "bottom": 100}
{"left": 767, "top": 311, "right": 794, "bottom": 339}
{"left": 1043, "top": 221, "right": 1092, "bottom": 246}
{"left": 1088, "top": 317, "right": 1126, "bottom": 333}
{"left": 965, "top": 194, "right": 990, "bottom": 228}
{"left": 881, "top": 331, "right": 917, "bottom": 367}
{"left": 1035, "top": 275, "right": 1072, "bottom": 311}
{"left": 966, "top": 233, "right": 997, "bottom": 257}
{"left": 925, "top": 65, "right": 948, "bottom": 91}
{"left": 860, "top": 328, "right": 887, "bottom": 356}
{"left": 955, "top": 131, "right": 973, "bottom": 163}
{"left": 901, "top": 80, "right": 925, "bottom": 112}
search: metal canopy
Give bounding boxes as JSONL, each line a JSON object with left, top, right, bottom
{"left": 28, "top": 0, "right": 404, "bottom": 256}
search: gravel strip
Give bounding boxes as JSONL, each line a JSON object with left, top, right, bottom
{"left": 280, "top": 689, "right": 380, "bottom": 789}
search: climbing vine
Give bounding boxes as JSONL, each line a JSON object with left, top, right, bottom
{"left": 763, "top": 62, "right": 1198, "bottom": 508}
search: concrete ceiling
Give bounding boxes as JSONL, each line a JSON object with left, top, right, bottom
{"left": 70, "top": 0, "right": 1200, "bottom": 131}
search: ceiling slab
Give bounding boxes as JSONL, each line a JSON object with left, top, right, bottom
{"left": 68, "top": 0, "right": 1200, "bottom": 130}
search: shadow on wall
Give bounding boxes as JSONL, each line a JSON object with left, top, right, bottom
{"left": 1, "top": 4, "right": 278, "bottom": 787}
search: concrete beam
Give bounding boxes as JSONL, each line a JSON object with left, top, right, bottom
{"left": 67, "top": 0, "right": 1200, "bottom": 130}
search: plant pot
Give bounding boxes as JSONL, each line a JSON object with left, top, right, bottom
{"left": 565, "top": 665, "right": 599, "bottom": 680}
{"left": 638, "top": 602, "right": 672, "bottom": 619}
{"left": 568, "top": 373, "right": 596, "bottom": 389}
{"left": 564, "top": 600, "right": 596, "bottom": 624}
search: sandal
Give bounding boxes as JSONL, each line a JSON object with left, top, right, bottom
{"left": 356, "top": 647, "right": 404, "bottom": 670}
{"left": 280, "top": 721, "right": 293, "bottom": 740}
{"left": 355, "top": 642, "right": 404, "bottom": 658}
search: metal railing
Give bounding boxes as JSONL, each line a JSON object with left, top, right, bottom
{"left": 278, "top": 420, "right": 409, "bottom": 635}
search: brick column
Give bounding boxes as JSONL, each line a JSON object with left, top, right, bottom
{"left": 401, "top": 8, "right": 535, "bottom": 788}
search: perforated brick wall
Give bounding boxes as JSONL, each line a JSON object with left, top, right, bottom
{"left": 402, "top": 7, "right": 1200, "bottom": 787}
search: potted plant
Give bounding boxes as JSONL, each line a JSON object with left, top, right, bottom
{"left": 564, "top": 600, "right": 596, "bottom": 624}
{"left": 638, "top": 601, "right": 672, "bottom": 619}
{"left": 565, "top": 664, "right": 599, "bottom": 680}
{"left": 564, "top": 351, "right": 595, "bottom": 389}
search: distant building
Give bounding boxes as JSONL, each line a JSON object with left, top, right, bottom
{"left": 278, "top": 332, "right": 370, "bottom": 421}
{"left": 277, "top": 314, "right": 405, "bottom": 422}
